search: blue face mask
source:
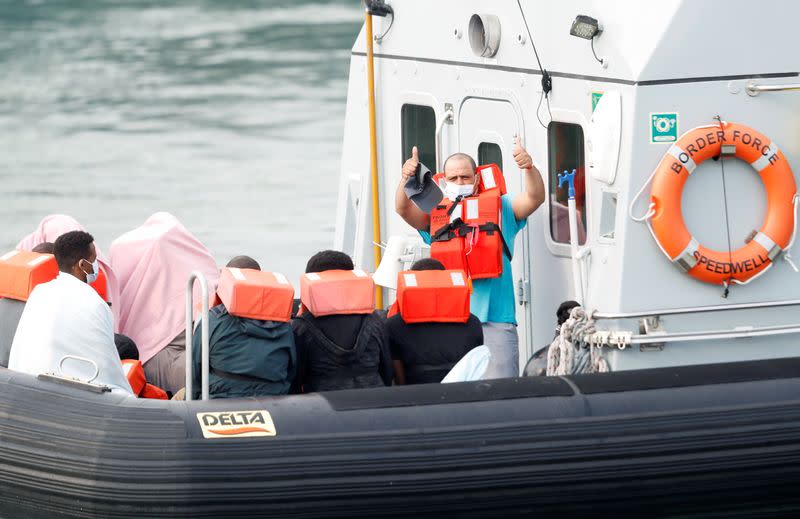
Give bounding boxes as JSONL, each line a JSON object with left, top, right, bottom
{"left": 81, "top": 259, "right": 100, "bottom": 284}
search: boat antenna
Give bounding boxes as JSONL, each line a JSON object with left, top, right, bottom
{"left": 517, "top": 0, "right": 552, "bottom": 129}
{"left": 714, "top": 114, "right": 735, "bottom": 298}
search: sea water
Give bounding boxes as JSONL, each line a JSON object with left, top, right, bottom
{"left": 0, "top": 0, "right": 362, "bottom": 284}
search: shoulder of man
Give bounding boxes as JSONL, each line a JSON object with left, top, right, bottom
{"left": 385, "top": 313, "right": 408, "bottom": 335}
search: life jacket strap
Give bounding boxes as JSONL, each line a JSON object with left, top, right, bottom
{"left": 478, "top": 222, "right": 512, "bottom": 261}
{"left": 444, "top": 195, "right": 464, "bottom": 216}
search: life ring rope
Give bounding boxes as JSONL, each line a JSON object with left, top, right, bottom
{"left": 631, "top": 121, "right": 798, "bottom": 286}
{"left": 784, "top": 194, "right": 799, "bottom": 273}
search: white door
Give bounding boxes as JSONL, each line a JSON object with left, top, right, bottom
{"left": 458, "top": 97, "right": 533, "bottom": 369}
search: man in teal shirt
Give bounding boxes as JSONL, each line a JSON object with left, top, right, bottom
{"left": 395, "top": 137, "right": 545, "bottom": 378}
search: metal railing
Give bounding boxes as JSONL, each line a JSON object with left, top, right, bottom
{"left": 185, "top": 271, "right": 210, "bottom": 401}
{"left": 435, "top": 104, "right": 454, "bottom": 171}
{"left": 592, "top": 299, "right": 800, "bottom": 320}
{"left": 629, "top": 323, "right": 800, "bottom": 346}
{"left": 746, "top": 81, "right": 800, "bottom": 96}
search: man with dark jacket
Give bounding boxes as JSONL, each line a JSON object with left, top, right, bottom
{"left": 291, "top": 250, "right": 393, "bottom": 393}
{"left": 191, "top": 256, "right": 296, "bottom": 399}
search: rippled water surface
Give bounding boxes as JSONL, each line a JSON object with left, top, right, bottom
{"left": 0, "top": 0, "right": 362, "bottom": 282}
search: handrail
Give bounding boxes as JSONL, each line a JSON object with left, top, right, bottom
{"left": 58, "top": 355, "right": 99, "bottom": 383}
{"left": 185, "top": 271, "right": 210, "bottom": 401}
{"left": 592, "top": 299, "right": 800, "bottom": 320}
{"left": 435, "top": 104, "right": 454, "bottom": 171}
{"left": 630, "top": 322, "right": 800, "bottom": 345}
{"left": 746, "top": 81, "right": 800, "bottom": 96}
{"left": 365, "top": 9, "right": 384, "bottom": 309}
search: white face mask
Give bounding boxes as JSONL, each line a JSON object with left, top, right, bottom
{"left": 82, "top": 259, "right": 100, "bottom": 284}
{"left": 444, "top": 181, "right": 475, "bottom": 201}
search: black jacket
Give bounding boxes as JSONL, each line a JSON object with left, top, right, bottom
{"left": 291, "top": 311, "right": 393, "bottom": 393}
{"left": 192, "top": 305, "right": 296, "bottom": 399}
{"left": 387, "top": 313, "right": 484, "bottom": 384}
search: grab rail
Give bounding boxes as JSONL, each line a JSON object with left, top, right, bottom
{"left": 435, "top": 104, "right": 454, "bottom": 171}
{"left": 185, "top": 271, "right": 210, "bottom": 401}
{"left": 631, "top": 322, "right": 800, "bottom": 345}
{"left": 746, "top": 81, "right": 800, "bottom": 96}
{"left": 592, "top": 299, "right": 800, "bottom": 320}
{"left": 58, "top": 355, "right": 99, "bottom": 383}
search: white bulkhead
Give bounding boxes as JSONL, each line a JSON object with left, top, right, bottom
{"left": 335, "top": 0, "right": 800, "bottom": 371}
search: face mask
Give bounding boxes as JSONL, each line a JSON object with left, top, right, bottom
{"left": 444, "top": 181, "right": 475, "bottom": 201}
{"left": 82, "top": 259, "right": 100, "bottom": 284}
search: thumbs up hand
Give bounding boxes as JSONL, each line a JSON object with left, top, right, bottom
{"left": 402, "top": 146, "right": 420, "bottom": 182}
{"left": 513, "top": 135, "right": 533, "bottom": 171}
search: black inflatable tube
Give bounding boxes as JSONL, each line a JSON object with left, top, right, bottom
{"left": 1, "top": 357, "right": 800, "bottom": 518}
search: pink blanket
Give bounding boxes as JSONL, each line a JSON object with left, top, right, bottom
{"left": 16, "top": 214, "right": 121, "bottom": 330}
{"left": 110, "top": 213, "right": 219, "bottom": 364}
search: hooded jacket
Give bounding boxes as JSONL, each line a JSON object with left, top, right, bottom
{"left": 291, "top": 312, "right": 393, "bottom": 393}
{"left": 191, "top": 305, "right": 296, "bottom": 400}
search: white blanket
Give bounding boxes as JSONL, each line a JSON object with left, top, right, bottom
{"left": 441, "top": 346, "right": 492, "bottom": 383}
{"left": 9, "top": 273, "right": 133, "bottom": 395}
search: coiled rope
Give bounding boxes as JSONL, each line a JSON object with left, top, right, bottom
{"left": 546, "top": 306, "right": 609, "bottom": 375}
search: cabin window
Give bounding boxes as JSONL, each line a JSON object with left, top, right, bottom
{"left": 478, "top": 142, "right": 503, "bottom": 171}
{"left": 548, "top": 122, "right": 587, "bottom": 245}
{"left": 401, "top": 104, "right": 436, "bottom": 170}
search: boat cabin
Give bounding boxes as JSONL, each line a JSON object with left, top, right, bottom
{"left": 334, "top": 0, "right": 800, "bottom": 372}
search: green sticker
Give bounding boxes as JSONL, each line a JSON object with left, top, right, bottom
{"left": 591, "top": 91, "right": 603, "bottom": 113}
{"left": 650, "top": 112, "right": 678, "bottom": 143}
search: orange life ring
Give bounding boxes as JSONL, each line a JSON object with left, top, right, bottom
{"left": 649, "top": 121, "right": 797, "bottom": 285}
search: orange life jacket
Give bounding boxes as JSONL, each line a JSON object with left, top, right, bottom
{"left": 89, "top": 266, "right": 109, "bottom": 303}
{"left": 300, "top": 269, "right": 375, "bottom": 317}
{"left": 0, "top": 250, "right": 59, "bottom": 301}
{"left": 217, "top": 268, "right": 294, "bottom": 322}
{"left": 395, "top": 269, "right": 471, "bottom": 323}
{"left": 430, "top": 164, "right": 510, "bottom": 279}
{"left": 121, "top": 359, "right": 168, "bottom": 400}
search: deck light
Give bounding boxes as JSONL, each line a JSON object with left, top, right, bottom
{"left": 569, "top": 15, "right": 602, "bottom": 40}
{"left": 570, "top": 15, "right": 605, "bottom": 66}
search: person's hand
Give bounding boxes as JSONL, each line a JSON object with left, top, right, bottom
{"left": 513, "top": 136, "right": 534, "bottom": 170}
{"left": 401, "top": 146, "right": 420, "bottom": 183}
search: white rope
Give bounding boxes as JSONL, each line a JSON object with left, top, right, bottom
{"left": 589, "top": 343, "right": 610, "bottom": 373}
{"left": 628, "top": 168, "right": 658, "bottom": 222}
{"left": 546, "top": 325, "right": 573, "bottom": 376}
{"left": 546, "top": 307, "right": 600, "bottom": 375}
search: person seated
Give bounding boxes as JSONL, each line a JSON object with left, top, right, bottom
{"left": 114, "top": 333, "right": 168, "bottom": 399}
{"left": 115, "top": 333, "right": 139, "bottom": 360}
{"left": 109, "top": 212, "right": 219, "bottom": 396}
{"left": 8, "top": 231, "right": 133, "bottom": 395}
{"left": 0, "top": 242, "right": 54, "bottom": 368}
{"left": 387, "top": 258, "right": 484, "bottom": 385}
{"left": 291, "top": 250, "right": 392, "bottom": 393}
{"left": 190, "top": 255, "right": 296, "bottom": 399}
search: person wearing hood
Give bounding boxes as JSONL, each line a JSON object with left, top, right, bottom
{"left": 395, "top": 138, "right": 545, "bottom": 379}
{"left": 110, "top": 212, "right": 219, "bottom": 396}
{"left": 191, "top": 256, "right": 296, "bottom": 399}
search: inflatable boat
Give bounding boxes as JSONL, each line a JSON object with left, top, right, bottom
{"left": 2, "top": 357, "right": 800, "bottom": 518}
